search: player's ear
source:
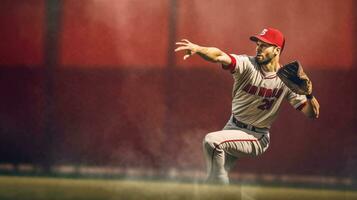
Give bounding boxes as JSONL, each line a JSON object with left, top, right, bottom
{"left": 274, "top": 47, "right": 281, "bottom": 55}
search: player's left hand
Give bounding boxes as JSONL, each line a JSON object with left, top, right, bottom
{"left": 175, "top": 39, "right": 199, "bottom": 60}
{"left": 277, "top": 61, "right": 312, "bottom": 95}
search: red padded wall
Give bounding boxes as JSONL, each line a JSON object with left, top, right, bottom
{"left": 0, "top": 0, "right": 44, "bottom": 65}
{"left": 59, "top": 0, "right": 169, "bottom": 68}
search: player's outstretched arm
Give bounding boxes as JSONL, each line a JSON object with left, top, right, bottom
{"left": 175, "top": 39, "right": 231, "bottom": 65}
{"left": 301, "top": 96, "right": 320, "bottom": 119}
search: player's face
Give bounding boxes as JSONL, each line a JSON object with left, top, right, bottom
{"left": 255, "top": 41, "right": 278, "bottom": 65}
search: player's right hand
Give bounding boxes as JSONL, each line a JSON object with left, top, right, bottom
{"left": 175, "top": 39, "right": 199, "bottom": 60}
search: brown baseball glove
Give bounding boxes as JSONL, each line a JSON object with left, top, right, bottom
{"left": 277, "top": 61, "right": 312, "bottom": 95}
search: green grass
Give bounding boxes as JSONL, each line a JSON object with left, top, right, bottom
{"left": 0, "top": 176, "right": 356, "bottom": 200}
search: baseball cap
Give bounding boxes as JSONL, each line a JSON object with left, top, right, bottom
{"left": 250, "top": 28, "right": 285, "bottom": 51}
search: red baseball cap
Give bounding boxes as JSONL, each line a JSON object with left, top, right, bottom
{"left": 250, "top": 28, "right": 285, "bottom": 52}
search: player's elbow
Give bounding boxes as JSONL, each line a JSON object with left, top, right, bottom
{"left": 307, "top": 114, "right": 318, "bottom": 119}
{"left": 301, "top": 101, "right": 320, "bottom": 119}
{"left": 306, "top": 110, "right": 319, "bottom": 119}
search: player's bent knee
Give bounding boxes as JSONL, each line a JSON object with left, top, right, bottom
{"left": 203, "top": 132, "right": 219, "bottom": 149}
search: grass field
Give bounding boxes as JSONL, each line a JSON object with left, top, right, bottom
{"left": 0, "top": 176, "right": 356, "bottom": 200}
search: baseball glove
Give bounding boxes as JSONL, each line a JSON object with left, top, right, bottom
{"left": 277, "top": 61, "right": 312, "bottom": 95}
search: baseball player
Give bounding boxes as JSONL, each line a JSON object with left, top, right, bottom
{"left": 175, "top": 28, "right": 320, "bottom": 184}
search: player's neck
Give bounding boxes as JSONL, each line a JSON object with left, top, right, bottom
{"left": 261, "top": 57, "right": 280, "bottom": 72}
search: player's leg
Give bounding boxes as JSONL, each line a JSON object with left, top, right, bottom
{"left": 202, "top": 137, "right": 228, "bottom": 184}
{"left": 202, "top": 129, "right": 269, "bottom": 184}
{"left": 202, "top": 130, "right": 256, "bottom": 184}
{"left": 224, "top": 153, "right": 238, "bottom": 172}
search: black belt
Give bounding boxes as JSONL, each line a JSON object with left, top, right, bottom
{"left": 232, "top": 117, "right": 262, "bottom": 132}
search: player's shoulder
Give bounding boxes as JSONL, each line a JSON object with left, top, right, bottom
{"left": 230, "top": 54, "right": 251, "bottom": 61}
{"left": 230, "top": 54, "right": 256, "bottom": 66}
{"left": 228, "top": 54, "right": 259, "bottom": 77}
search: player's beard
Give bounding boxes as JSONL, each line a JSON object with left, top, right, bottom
{"left": 255, "top": 53, "right": 276, "bottom": 65}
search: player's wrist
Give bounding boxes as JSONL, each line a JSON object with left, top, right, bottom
{"left": 306, "top": 93, "right": 314, "bottom": 100}
{"left": 195, "top": 45, "right": 204, "bottom": 54}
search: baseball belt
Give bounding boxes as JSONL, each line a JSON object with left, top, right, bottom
{"left": 232, "top": 117, "right": 268, "bottom": 133}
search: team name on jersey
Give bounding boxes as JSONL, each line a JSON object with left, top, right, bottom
{"left": 242, "top": 83, "right": 283, "bottom": 99}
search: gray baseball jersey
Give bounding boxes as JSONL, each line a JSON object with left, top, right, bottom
{"left": 225, "top": 54, "right": 307, "bottom": 129}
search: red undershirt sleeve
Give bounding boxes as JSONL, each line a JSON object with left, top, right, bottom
{"left": 222, "top": 54, "right": 236, "bottom": 73}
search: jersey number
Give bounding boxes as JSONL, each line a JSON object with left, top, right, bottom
{"left": 258, "top": 99, "right": 275, "bottom": 110}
